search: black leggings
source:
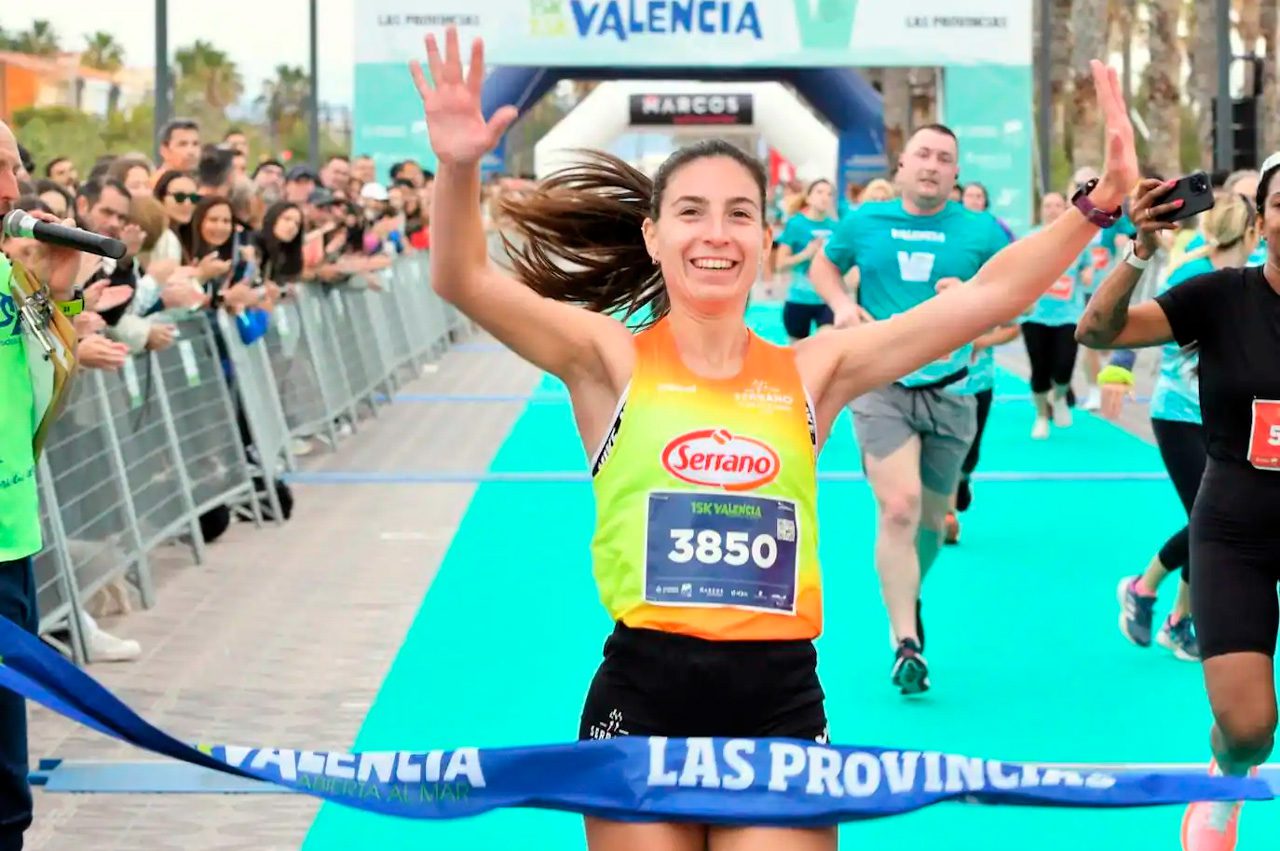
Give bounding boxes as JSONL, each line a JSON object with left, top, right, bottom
{"left": 960, "top": 388, "right": 993, "bottom": 477}
{"left": 1021, "top": 322, "right": 1078, "bottom": 394}
{"left": 1151, "top": 418, "right": 1207, "bottom": 583}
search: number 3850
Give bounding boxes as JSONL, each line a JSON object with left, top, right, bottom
{"left": 667, "top": 529, "right": 777, "bottom": 568}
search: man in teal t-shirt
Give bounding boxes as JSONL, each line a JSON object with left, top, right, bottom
{"left": 807, "top": 123, "right": 1009, "bottom": 697}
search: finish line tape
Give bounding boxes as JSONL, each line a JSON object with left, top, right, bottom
{"left": 0, "top": 618, "right": 1267, "bottom": 825}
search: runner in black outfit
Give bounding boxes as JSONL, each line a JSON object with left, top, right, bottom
{"left": 1076, "top": 164, "right": 1280, "bottom": 851}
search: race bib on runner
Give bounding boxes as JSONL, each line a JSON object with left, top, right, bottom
{"left": 645, "top": 491, "right": 798, "bottom": 614}
{"left": 1046, "top": 275, "right": 1074, "bottom": 301}
{"left": 1247, "top": 400, "right": 1280, "bottom": 470}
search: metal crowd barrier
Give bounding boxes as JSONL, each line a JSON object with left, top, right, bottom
{"left": 31, "top": 253, "right": 464, "bottom": 664}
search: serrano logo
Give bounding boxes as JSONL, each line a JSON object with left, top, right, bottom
{"left": 661, "top": 428, "right": 779, "bottom": 491}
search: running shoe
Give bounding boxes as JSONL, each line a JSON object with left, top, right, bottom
{"left": 1180, "top": 760, "right": 1257, "bottom": 851}
{"left": 1031, "top": 417, "right": 1050, "bottom": 439}
{"left": 1159, "top": 615, "right": 1200, "bottom": 661}
{"left": 1052, "top": 400, "right": 1073, "bottom": 428}
{"left": 1118, "top": 575, "right": 1156, "bottom": 647}
{"left": 944, "top": 512, "right": 960, "bottom": 545}
{"left": 956, "top": 477, "right": 973, "bottom": 512}
{"left": 892, "top": 638, "right": 929, "bottom": 695}
{"left": 1084, "top": 386, "right": 1103, "bottom": 411}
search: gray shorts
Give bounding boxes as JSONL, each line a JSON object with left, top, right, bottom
{"left": 851, "top": 383, "right": 979, "bottom": 495}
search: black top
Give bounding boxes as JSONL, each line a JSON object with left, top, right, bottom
{"left": 1156, "top": 264, "right": 1280, "bottom": 470}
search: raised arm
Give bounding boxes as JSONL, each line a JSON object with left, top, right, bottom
{"left": 414, "top": 28, "right": 627, "bottom": 385}
{"left": 1075, "top": 177, "right": 1181, "bottom": 349}
{"left": 799, "top": 60, "right": 1139, "bottom": 409}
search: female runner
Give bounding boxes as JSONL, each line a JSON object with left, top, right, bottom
{"left": 415, "top": 28, "right": 1136, "bottom": 850}
{"left": 1077, "top": 171, "right": 1280, "bottom": 851}
{"left": 776, "top": 179, "right": 841, "bottom": 341}
{"left": 1099, "top": 192, "right": 1259, "bottom": 664}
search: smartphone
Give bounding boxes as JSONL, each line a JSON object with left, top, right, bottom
{"left": 1150, "top": 171, "right": 1216, "bottom": 223}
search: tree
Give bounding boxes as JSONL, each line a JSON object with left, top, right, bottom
{"left": 1144, "top": 0, "right": 1183, "bottom": 178}
{"left": 81, "top": 31, "right": 125, "bottom": 72}
{"left": 1262, "top": 0, "right": 1278, "bottom": 153}
{"left": 1068, "top": 0, "right": 1108, "bottom": 169}
{"left": 14, "top": 20, "right": 60, "bottom": 56}
{"left": 256, "top": 64, "right": 309, "bottom": 152}
{"left": 173, "top": 39, "right": 244, "bottom": 129}
{"left": 1186, "top": 1, "right": 1219, "bottom": 171}
{"left": 1049, "top": 0, "right": 1073, "bottom": 184}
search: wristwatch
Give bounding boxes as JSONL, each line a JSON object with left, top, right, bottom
{"left": 1122, "top": 240, "right": 1151, "bottom": 270}
{"left": 1072, "top": 178, "right": 1123, "bottom": 228}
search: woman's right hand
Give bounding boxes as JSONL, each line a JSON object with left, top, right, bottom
{"left": 197, "top": 252, "right": 231, "bottom": 282}
{"left": 410, "top": 26, "right": 517, "bottom": 166}
{"left": 1127, "top": 178, "right": 1181, "bottom": 259}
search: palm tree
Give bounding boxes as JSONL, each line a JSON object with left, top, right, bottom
{"left": 15, "top": 20, "right": 60, "bottom": 56}
{"left": 1261, "top": 0, "right": 1278, "bottom": 152}
{"left": 1049, "top": 0, "right": 1073, "bottom": 181}
{"left": 81, "top": 31, "right": 124, "bottom": 72}
{"left": 1144, "top": 0, "right": 1183, "bottom": 178}
{"left": 174, "top": 40, "right": 244, "bottom": 114}
{"left": 256, "top": 64, "right": 309, "bottom": 151}
{"left": 1186, "top": 1, "right": 1219, "bottom": 171}
{"left": 1069, "top": 0, "right": 1108, "bottom": 170}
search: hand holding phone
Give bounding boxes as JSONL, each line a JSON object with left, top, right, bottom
{"left": 1148, "top": 171, "right": 1214, "bottom": 224}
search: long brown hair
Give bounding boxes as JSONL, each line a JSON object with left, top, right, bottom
{"left": 497, "top": 139, "right": 768, "bottom": 327}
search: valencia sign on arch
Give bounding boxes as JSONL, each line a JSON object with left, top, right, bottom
{"left": 353, "top": 0, "right": 1033, "bottom": 240}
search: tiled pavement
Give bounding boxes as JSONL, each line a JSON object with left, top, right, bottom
{"left": 21, "top": 329, "right": 1161, "bottom": 850}
{"left": 24, "top": 343, "right": 542, "bottom": 851}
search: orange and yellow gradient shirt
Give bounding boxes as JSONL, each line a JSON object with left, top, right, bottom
{"left": 590, "top": 318, "right": 822, "bottom": 641}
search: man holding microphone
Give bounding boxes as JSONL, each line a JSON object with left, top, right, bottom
{"left": 0, "top": 120, "right": 127, "bottom": 850}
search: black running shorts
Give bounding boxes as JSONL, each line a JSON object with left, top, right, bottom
{"left": 578, "top": 621, "right": 829, "bottom": 742}
{"left": 1191, "top": 461, "right": 1280, "bottom": 660}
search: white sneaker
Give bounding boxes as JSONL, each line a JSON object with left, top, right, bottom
{"left": 290, "top": 437, "right": 313, "bottom": 456}
{"left": 1084, "top": 387, "right": 1102, "bottom": 411}
{"left": 1053, "top": 401, "right": 1073, "bottom": 428}
{"left": 81, "top": 611, "right": 141, "bottom": 663}
{"left": 1031, "top": 417, "right": 1050, "bottom": 439}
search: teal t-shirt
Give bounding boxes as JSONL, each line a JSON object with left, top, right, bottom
{"left": 779, "top": 212, "right": 840, "bottom": 306}
{"left": 1183, "top": 232, "right": 1268, "bottom": 267}
{"left": 822, "top": 199, "right": 1011, "bottom": 388}
{"left": 1021, "top": 225, "right": 1091, "bottom": 327}
{"left": 0, "top": 255, "right": 42, "bottom": 560}
{"left": 953, "top": 344, "right": 996, "bottom": 395}
{"left": 1149, "top": 256, "right": 1214, "bottom": 425}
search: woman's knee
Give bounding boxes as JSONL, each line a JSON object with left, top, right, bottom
{"left": 1215, "top": 704, "right": 1278, "bottom": 757}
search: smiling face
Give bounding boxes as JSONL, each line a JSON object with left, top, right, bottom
{"left": 641, "top": 154, "right": 770, "bottom": 316}
{"left": 200, "top": 202, "right": 234, "bottom": 248}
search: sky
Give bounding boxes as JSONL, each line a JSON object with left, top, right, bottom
{"left": 3, "top": 0, "right": 356, "bottom": 108}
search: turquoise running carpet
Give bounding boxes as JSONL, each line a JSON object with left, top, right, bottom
{"left": 304, "top": 303, "right": 1275, "bottom": 849}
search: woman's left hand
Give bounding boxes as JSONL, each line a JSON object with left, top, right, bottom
{"left": 1091, "top": 59, "right": 1139, "bottom": 208}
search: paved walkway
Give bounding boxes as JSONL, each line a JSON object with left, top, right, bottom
{"left": 23, "top": 324, "right": 1163, "bottom": 850}
{"left": 25, "top": 341, "right": 541, "bottom": 850}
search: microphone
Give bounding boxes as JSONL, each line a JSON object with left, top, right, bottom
{"left": 2, "top": 209, "right": 127, "bottom": 260}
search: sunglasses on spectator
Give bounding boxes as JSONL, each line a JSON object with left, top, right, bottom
{"left": 168, "top": 192, "right": 201, "bottom": 203}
